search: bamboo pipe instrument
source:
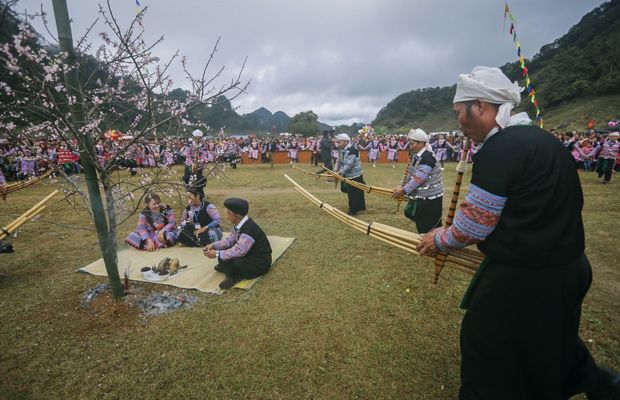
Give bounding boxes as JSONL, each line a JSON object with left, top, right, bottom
{"left": 0, "top": 190, "right": 59, "bottom": 240}
{"left": 2, "top": 193, "right": 57, "bottom": 234}
{"left": 285, "top": 174, "right": 480, "bottom": 277}
{"left": 321, "top": 167, "right": 414, "bottom": 209}
{"left": 4, "top": 204, "right": 46, "bottom": 233}
{"left": 433, "top": 138, "right": 472, "bottom": 284}
{"left": 298, "top": 183, "right": 482, "bottom": 267}
{"left": 291, "top": 165, "right": 331, "bottom": 178}
{"left": 4, "top": 170, "right": 53, "bottom": 192}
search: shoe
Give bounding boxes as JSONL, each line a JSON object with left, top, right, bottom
{"left": 587, "top": 367, "right": 620, "bottom": 400}
{"left": 347, "top": 211, "right": 357, "bottom": 216}
{"left": 214, "top": 264, "right": 224, "bottom": 272}
{"left": 219, "top": 276, "right": 241, "bottom": 290}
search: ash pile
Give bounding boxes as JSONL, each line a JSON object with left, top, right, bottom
{"left": 136, "top": 291, "right": 197, "bottom": 316}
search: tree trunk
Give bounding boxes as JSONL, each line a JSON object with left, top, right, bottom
{"left": 52, "top": 0, "right": 123, "bottom": 298}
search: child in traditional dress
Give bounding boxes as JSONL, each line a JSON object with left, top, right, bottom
{"left": 177, "top": 188, "right": 223, "bottom": 246}
{"left": 125, "top": 194, "right": 178, "bottom": 251}
{"left": 387, "top": 137, "right": 399, "bottom": 168}
{"left": 248, "top": 140, "right": 260, "bottom": 167}
{"left": 365, "top": 137, "right": 381, "bottom": 167}
{"left": 288, "top": 140, "right": 299, "bottom": 164}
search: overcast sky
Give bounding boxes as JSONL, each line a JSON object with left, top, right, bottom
{"left": 15, "top": 0, "right": 606, "bottom": 125}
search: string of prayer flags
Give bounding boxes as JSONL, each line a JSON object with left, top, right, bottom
{"left": 503, "top": 2, "right": 544, "bottom": 128}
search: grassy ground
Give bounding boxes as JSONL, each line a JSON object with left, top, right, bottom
{"left": 0, "top": 162, "right": 618, "bottom": 399}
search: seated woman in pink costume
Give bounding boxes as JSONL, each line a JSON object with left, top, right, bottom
{"left": 125, "top": 193, "right": 178, "bottom": 251}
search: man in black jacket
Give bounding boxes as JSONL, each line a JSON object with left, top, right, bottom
{"left": 204, "top": 198, "right": 272, "bottom": 289}
{"left": 315, "top": 130, "right": 334, "bottom": 174}
{"left": 418, "top": 66, "right": 620, "bottom": 400}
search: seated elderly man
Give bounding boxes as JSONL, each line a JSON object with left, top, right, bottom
{"left": 203, "top": 198, "right": 272, "bottom": 289}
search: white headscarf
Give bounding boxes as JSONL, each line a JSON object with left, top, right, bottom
{"left": 336, "top": 133, "right": 351, "bottom": 141}
{"left": 453, "top": 66, "right": 523, "bottom": 129}
{"left": 407, "top": 128, "right": 433, "bottom": 152}
{"left": 407, "top": 128, "right": 429, "bottom": 142}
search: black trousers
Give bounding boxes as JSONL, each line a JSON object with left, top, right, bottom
{"left": 459, "top": 254, "right": 599, "bottom": 400}
{"left": 321, "top": 153, "right": 333, "bottom": 170}
{"left": 404, "top": 197, "right": 443, "bottom": 234}
{"left": 217, "top": 255, "right": 272, "bottom": 280}
{"left": 346, "top": 175, "right": 366, "bottom": 214}
{"left": 597, "top": 157, "right": 614, "bottom": 182}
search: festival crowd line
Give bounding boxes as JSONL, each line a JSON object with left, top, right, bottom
{"left": 2, "top": 126, "right": 618, "bottom": 188}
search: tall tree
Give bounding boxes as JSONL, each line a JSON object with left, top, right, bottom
{"left": 0, "top": 0, "right": 248, "bottom": 298}
{"left": 288, "top": 110, "right": 320, "bottom": 137}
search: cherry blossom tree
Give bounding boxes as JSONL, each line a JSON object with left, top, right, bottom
{"left": 0, "top": 0, "right": 248, "bottom": 298}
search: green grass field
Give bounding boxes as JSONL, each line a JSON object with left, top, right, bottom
{"left": 0, "top": 162, "right": 618, "bottom": 399}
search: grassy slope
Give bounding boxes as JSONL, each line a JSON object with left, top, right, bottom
{"left": 541, "top": 94, "right": 620, "bottom": 131}
{"left": 0, "top": 163, "right": 618, "bottom": 399}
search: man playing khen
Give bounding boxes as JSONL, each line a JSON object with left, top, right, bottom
{"left": 417, "top": 66, "right": 620, "bottom": 400}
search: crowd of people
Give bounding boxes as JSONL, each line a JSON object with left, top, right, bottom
{"left": 2, "top": 124, "right": 618, "bottom": 189}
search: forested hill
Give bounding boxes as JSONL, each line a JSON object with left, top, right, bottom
{"left": 373, "top": 0, "right": 620, "bottom": 132}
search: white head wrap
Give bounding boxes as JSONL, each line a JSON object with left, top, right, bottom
{"left": 336, "top": 133, "right": 351, "bottom": 141}
{"left": 609, "top": 131, "right": 619, "bottom": 138}
{"left": 407, "top": 128, "right": 429, "bottom": 142}
{"left": 192, "top": 129, "right": 204, "bottom": 138}
{"left": 454, "top": 66, "right": 523, "bottom": 129}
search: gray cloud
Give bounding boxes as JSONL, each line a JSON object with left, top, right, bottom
{"left": 17, "top": 0, "right": 605, "bottom": 125}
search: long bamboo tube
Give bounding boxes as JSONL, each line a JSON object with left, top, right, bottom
{"left": 307, "top": 184, "right": 482, "bottom": 269}
{"left": 4, "top": 170, "right": 53, "bottom": 194}
{"left": 5, "top": 204, "right": 46, "bottom": 233}
{"left": 322, "top": 167, "right": 411, "bottom": 201}
{"left": 0, "top": 190, "right": 59, "bottom": 240}
{"left": 285, "top": 174, "right": 481, "bottom": 277}
{"left": 433, "top": 138, "right": 472, "bottom": 284}
{"left": 368, "top": 228, "right": 475, "bottom": 274}
{"left": 291, "top": 165, "right": 331, "bottom": 178}
{"left": 3, "top": 200, "right": 51, "bottom": 233}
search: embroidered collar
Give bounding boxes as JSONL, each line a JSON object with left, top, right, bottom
{"left": 235, "top": 215, "right": 249, "bottom": 231}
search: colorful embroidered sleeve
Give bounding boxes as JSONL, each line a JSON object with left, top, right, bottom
{"left": 434, "top": 183, "right": 507, "bottom": 252}
{"left": 136, "top": 214, "right": 150, "bottom": 241}
{"left": 206, "top": 204, "right": 221, "bottom": 228}
{"left": 212, "top": 232, "right": 237, "bottom": 251}
{"left": 219, "top": 233, "right": 256, "bottom": 261}
{"left": 0, "top": 169, "right": 5, "bottom": 185}
{"left": 163, "top": 209, "right": 177, "bottom": 232}
{"left": 404, "top": 165, "right": 432, "bottom": 193}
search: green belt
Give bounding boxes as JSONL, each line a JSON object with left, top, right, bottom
{"left": 404, "top": 199, "right": 417, "bottom": 220}
{"left": 459, "top": 257, "right": 489, "bottom": 310}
